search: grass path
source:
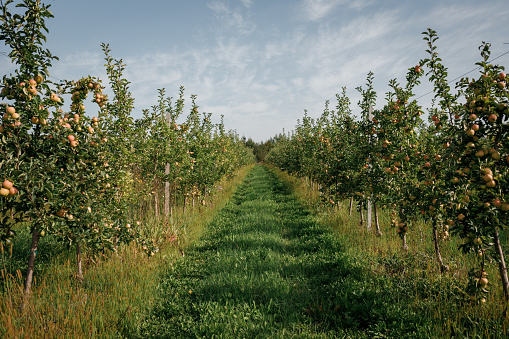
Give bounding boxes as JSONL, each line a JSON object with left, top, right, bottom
{"left": 131, "top": 165, "right": 426, "bottom": 338}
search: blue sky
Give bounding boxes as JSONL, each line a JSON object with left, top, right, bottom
{"left": 2, "top": 0, "right": 509, "bottom": 141}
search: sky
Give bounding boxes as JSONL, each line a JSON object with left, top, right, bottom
{"left": 1, "top": 0, "right": 509, "bottom": 142}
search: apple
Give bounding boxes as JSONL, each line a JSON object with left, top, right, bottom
{"left": 50, "top": 93, "right": 58, "bottom": 102}
{"left": 483, "top": 173, "right": 493, "bottom": 182}
{"left": 471, "top": 124, "right": 479, "bottom": 131}
{"left": 415, "top": 65, "right": 421, "bottom": 73}
{"left": 475, "top": 150, "right": 485, "bottom": 157}
{"left": 0, "top": 188, "right": 9, "bottom": 197}
{"left": 493, "top": 199, "right": 502, "bottom": 208}
{"left": 469, "top": 114, "right": 477, "bottom": 121}
{"left": 492, "top": 152, "right": 501, "bottom": 160}
{"left": 31, "top": 116, "right": 40, "bottom": 124}
{"left": 70, "top": 140, "right": 78, "bottom": 147}
{"left": 486, "top": 180, "right": 496, "bottom": 188}
{"left": 488, "top": 114, "right": 498, "bottom": 122}
{"left": 67, "top": 135, "right": 75, "bottom": 142}
{"left": 34, "top": 74, "right": 44, "bottom": 84}
{"left": 458, "top": 214, "right": 466, "bottom": 221}
{"left": 56, "top": 209, "right": 66, "bottom": 217}
{"left": 87, "top": 126, "right": 94, "bottom": 134}
{"left": 6, "top": 107, "right": 15, "bottom": 115}
{"left": 8, "top": 187, "right": 17, "bottom": 196}
{"left": 2, "top": 180, "right": 13, "bottom": 189}
{"left": 466, "top": 129, "right": 475, "bottom": 136}
{"left": 451, "top": 177, "right": 460, "bottom": 184}
{"left": 498, "top": 82, "right": 506, "bottom": 89}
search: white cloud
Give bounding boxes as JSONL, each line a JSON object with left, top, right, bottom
{"left": 207, "top": 1, "right": 256, "bottom": 35}
{"left": 240, "top": 0, "right": 253, "bottom": 8}
{"left": 300, "top": 0, "right": 345, "bottom": 21}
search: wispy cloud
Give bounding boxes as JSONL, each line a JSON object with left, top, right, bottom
{"left": 299, "top": 0, "right": 345, "bottom": 21}
{"left": 207, "top": 1, "right": 256, "bottom": 35}
{"left": 240, "top": 0, "right": 253, "bottom": 8}
{"left": 14, "top": 0, "right": 507, "bottom": 142}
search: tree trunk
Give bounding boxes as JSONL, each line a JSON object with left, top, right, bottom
{"left": 169, "top": 185, "right": 174, "bottom": 217}
{"left": 349, "top": 196, "right": 353, "bottom": 216}
{"left": 154, "top": 191, "right": 159, "bottom": 217}
{"left": 76, "top": 241, "right": 83, "bottom": 281}
{"left": 164, "top": 164, "right": 170, "bottom": 218}
{"left": 359, "top": 204, "right": 364, "bottom": 226}
{"left": 374, "top": 202, "right": 382, "bottom": 236}
{"left": 23, "top": 228, "right": 40, "bottom": 295}
{"left": 366, "top": 199, "right": 372, "bottom": 230}
{"left": 432, "top": 224, "right": 447, "bottom": 272}
{"left": 402, "top": 233, "right": 408, "bottom": 251}
{"left": 494, "top": 228, "right": 509, "bottom": 305}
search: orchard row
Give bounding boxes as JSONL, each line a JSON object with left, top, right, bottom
{"left": 266, "top": 29, "right": 509, "bottom": 304}
{"left": 0, "top": 0, "right": 254, "bottom": 295}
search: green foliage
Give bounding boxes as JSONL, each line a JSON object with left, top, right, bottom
{"left": 0, "top": 0, "right": 254, "bottom": 294}
{"left": 266, "top": 29, "right": 509, "bottom": 305}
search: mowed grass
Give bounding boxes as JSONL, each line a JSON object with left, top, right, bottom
{"left": 0, "top": 166, "right": 254, "bottom": 338}
{"left": 131, "top": 165, "right": 433, "bottom": 338}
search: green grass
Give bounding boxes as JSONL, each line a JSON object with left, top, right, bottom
{"left": 0, "top": 166, "right": 253, "bottom": 338}
{"left": 130, "top": 165, "right": 437, "bottom": 338}
{"left": 3, "top": 164, "right": 508, "bottom": 337}
{"left": 275, "top": 166, "right": 509, "bottom": 338}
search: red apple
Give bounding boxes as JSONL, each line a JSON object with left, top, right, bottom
{"left": 2, "top": 180, "right": 13, "bottom": 189}
{"left": 493, "top": 199, "right": 502, "bottom": 208}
